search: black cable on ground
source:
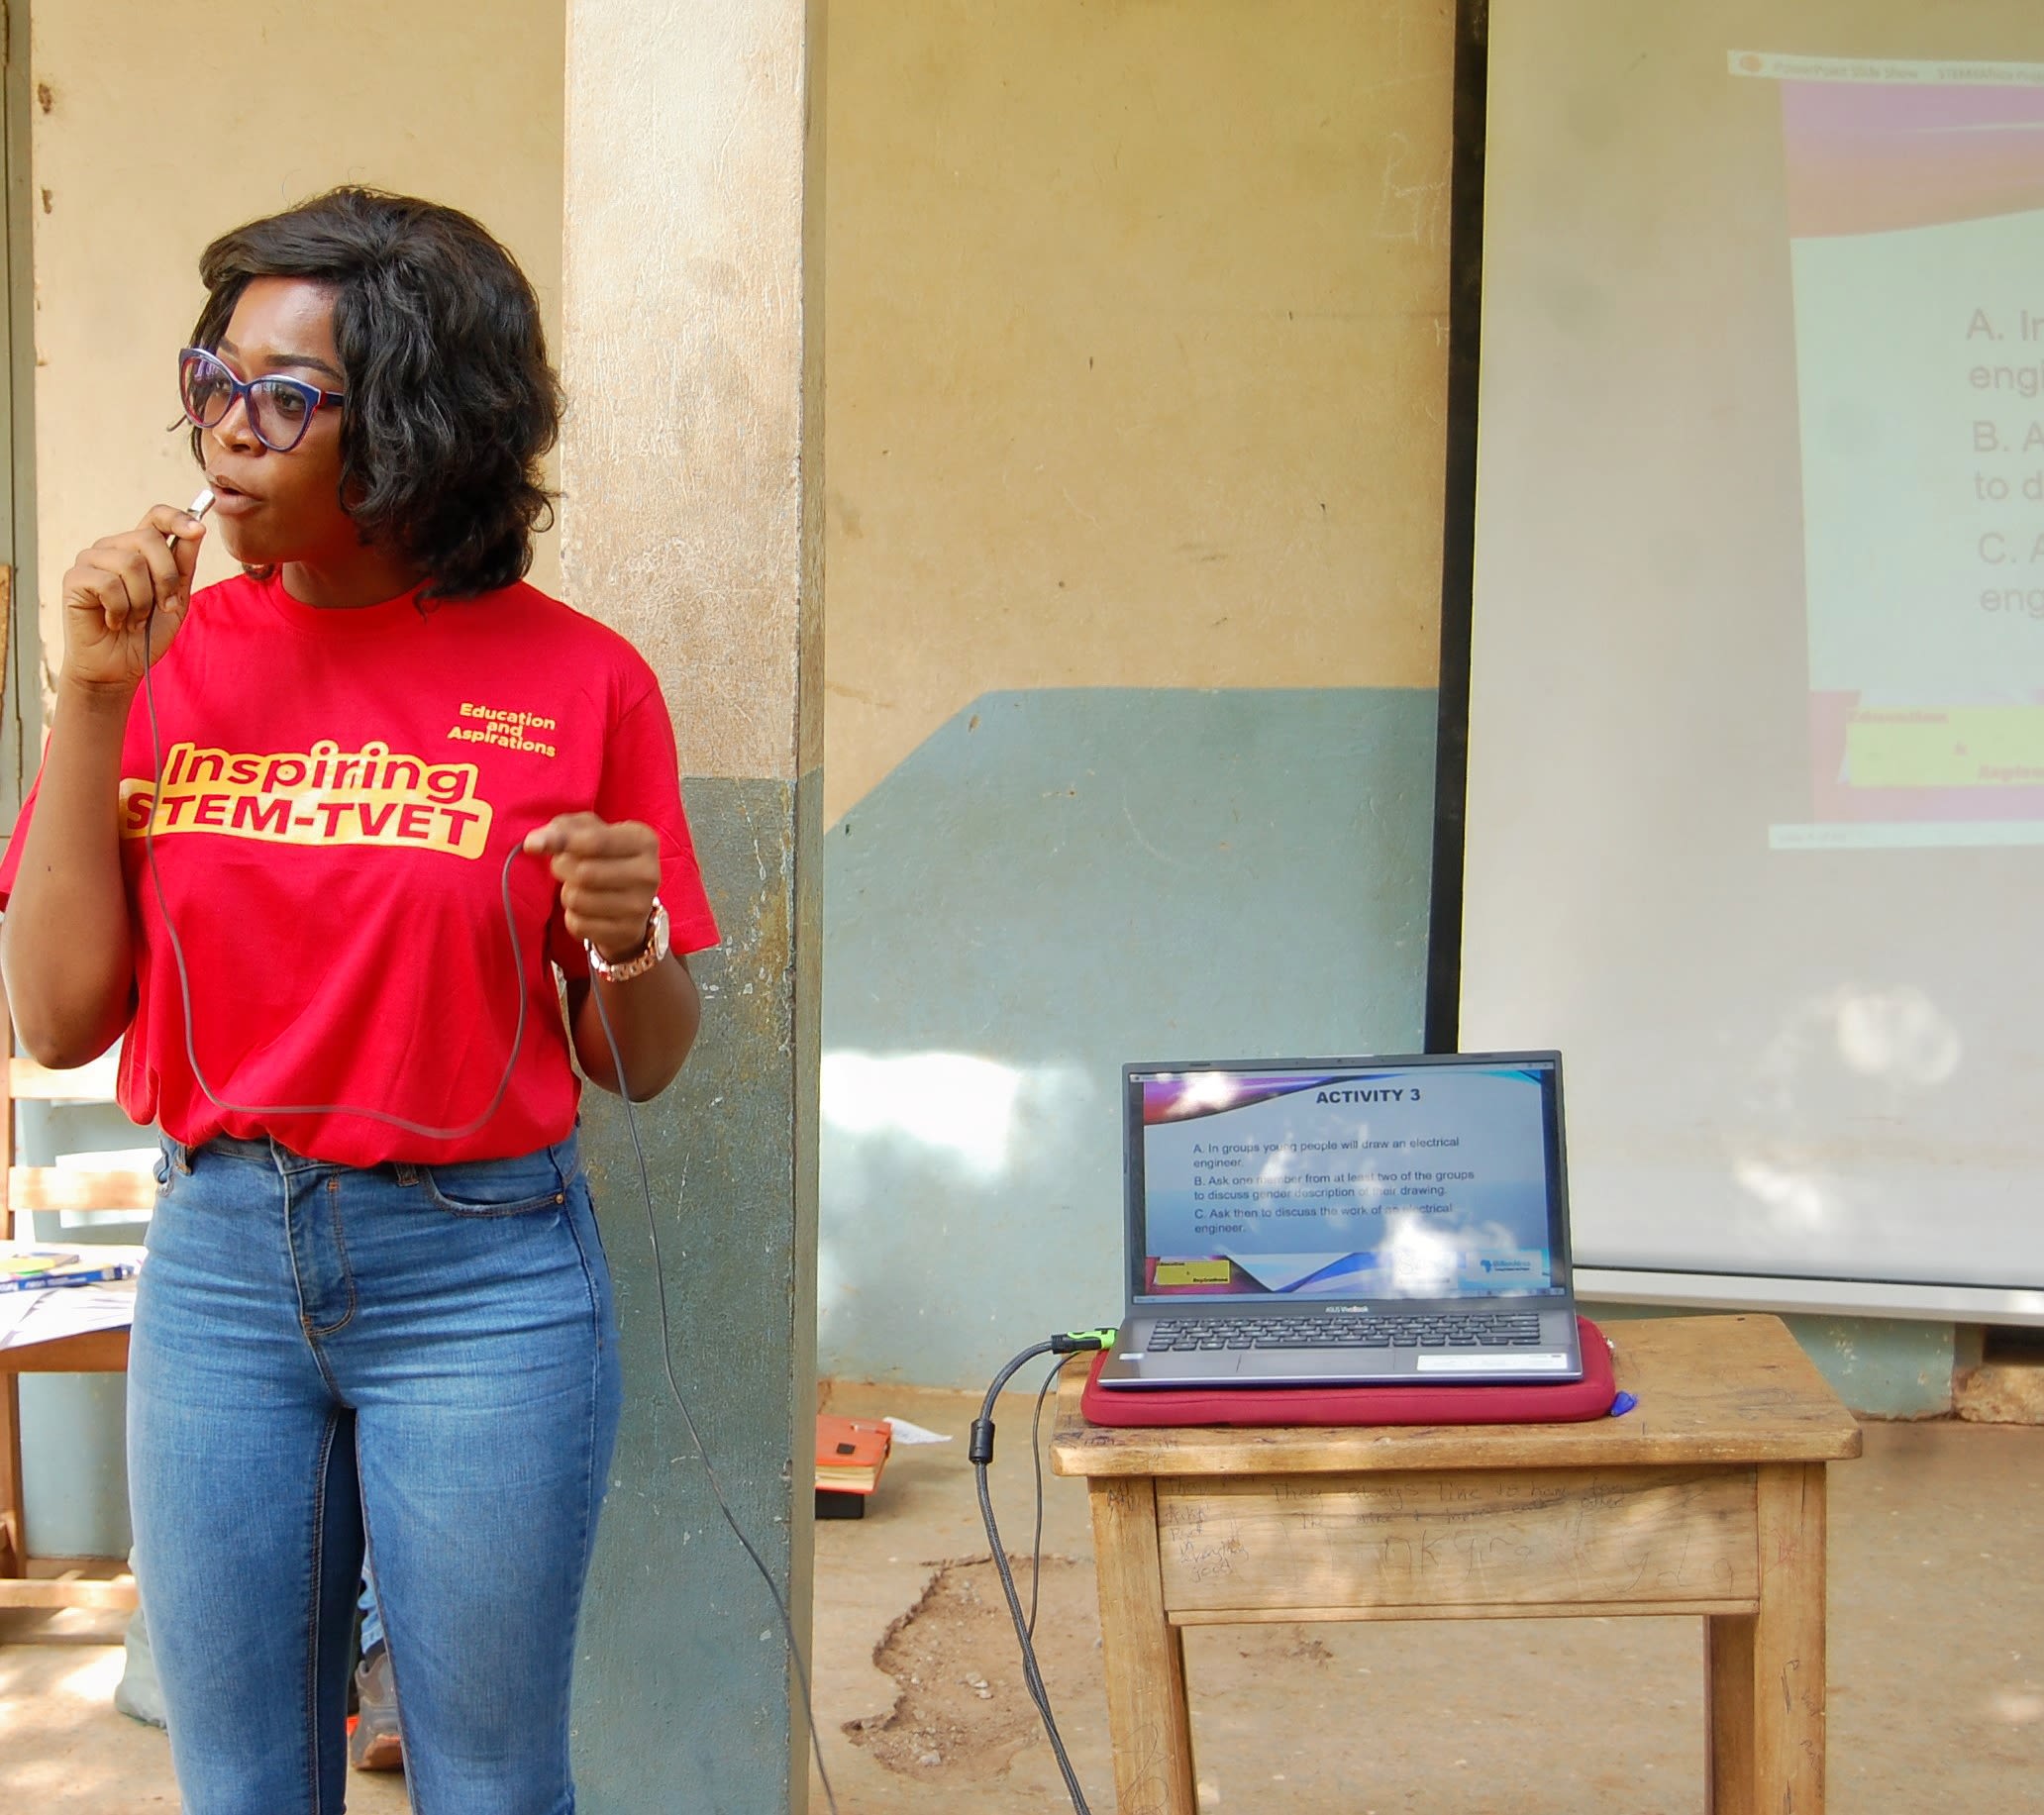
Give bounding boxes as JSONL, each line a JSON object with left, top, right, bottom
{"left": 971, "top": 1331, "right": 1115, "bottom": 1815}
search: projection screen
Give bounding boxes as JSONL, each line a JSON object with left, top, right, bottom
{"left": 1462, "top": 0, "right": 2044, "bottom": 1319}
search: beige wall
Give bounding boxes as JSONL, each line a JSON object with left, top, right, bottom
{"left": 30, "top": 0, "right": 566, "bottom": 695}
{"left": 20, "top": 0, "right": 1467, "bottom": 1435}
{"left": 30, "top": 0, "right": 1454, "bottom": 804}
{"left": 823, "top": 0, "right": 1456, "bottom": 820}
{"left": 562, "top": 0, "right": 823, "bottom": 784}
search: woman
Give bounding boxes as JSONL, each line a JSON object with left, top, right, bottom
{"left": 0, "top": 188, "right": 719, "bottom": 1814}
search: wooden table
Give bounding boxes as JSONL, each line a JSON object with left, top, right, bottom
{"left": 1050, "top": 1314, "right": 1861, "bottom": 1815}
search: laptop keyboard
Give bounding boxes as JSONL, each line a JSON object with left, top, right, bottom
{"left": 1145, "top": 1311, "right": 1545, "bottom": 1351}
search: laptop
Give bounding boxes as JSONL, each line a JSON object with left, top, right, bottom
{"left": 1094, "top": 1052, "right": 1584, "bottom": 1389}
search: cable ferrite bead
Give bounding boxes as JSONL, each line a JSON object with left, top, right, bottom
{"left": 968, "top": 1418, "right": 996, "bottom": 1465}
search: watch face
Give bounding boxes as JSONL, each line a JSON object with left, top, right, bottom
{"left": 592, "top": 898, "right": 668, "bottom": 979}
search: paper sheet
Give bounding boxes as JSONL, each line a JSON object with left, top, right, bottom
{"left": 0, "top": 1258, "right": 142, "bottom": 1353}
{"left": 883, "top": 1417, "right": 953, "bottom": 1446}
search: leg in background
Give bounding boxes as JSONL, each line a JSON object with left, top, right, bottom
{"left": 351, "top": 1559, "right": 404, "bottom": 1772}
{"left": 358, "top": 1562, "right": 383, "bottom": 1656}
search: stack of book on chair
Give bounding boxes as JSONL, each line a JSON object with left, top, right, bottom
{"left": 1, "top": 1244, "right": 141, "bottom": 1291}
{"left": 814, "top": 1414, "right": 891, "bottom": 1519}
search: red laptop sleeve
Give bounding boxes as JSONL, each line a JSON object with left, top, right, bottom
{"left": 1080, "top": 1315, "right": 1617, "bottom": 1427}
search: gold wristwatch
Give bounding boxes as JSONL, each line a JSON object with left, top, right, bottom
{"left": 586, "top": 897, "right": 670, "bottom": 982}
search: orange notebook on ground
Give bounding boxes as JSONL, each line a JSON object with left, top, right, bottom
{"left": 815, "top": 1414, "right": 892, "bottom": 1500}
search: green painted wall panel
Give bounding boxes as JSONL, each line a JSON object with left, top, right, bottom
{"left": 819, "top": 688, "right": 1438, "bottom": 1387}
{"left": 572, "top": 772, "right": 818, "bottom": 1813}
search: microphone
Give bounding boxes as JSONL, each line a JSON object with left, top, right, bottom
{"left": 169, "top": 488, "right": 215, "bottom": 541}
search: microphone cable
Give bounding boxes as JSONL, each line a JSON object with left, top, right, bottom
{"left": 970, "top": 1329, "right": 1117, "bottom": 1815}
{"left": 138, "top": 583, "right": 843, "bottom": 1815}
{"left": 582, "top": 978, "right": 839, "bottom": 1815}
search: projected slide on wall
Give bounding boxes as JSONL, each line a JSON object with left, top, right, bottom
{"left": 1755, "top": 55, "right": 2044, "bottom": 849}
{"left": 1464, "top": 3, "right": 2044, "bottom": 1305}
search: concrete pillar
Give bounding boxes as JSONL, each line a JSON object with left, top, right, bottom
{"left": 560, "top": 4, "right": 823, "bottom": 1810}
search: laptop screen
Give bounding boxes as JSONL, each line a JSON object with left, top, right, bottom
{"left": 1124, "top": 1054, "right": 1571, "bottom": 1305}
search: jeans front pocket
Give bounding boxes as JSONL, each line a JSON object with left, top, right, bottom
{"left": 418, "top": 1147, "right": 574, "bottom": 1219}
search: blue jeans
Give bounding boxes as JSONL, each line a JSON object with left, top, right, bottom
{"left": 129, "top": 1132, "right": 622, "bottom": 1815}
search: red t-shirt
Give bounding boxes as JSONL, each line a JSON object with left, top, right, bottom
{"left": 0, "top": 569, "right": 720, "bottom": 1165}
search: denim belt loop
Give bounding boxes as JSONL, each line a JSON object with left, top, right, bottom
{"left": 550, "top": 1134, "right": 581, "bottom": 1193}
{"left": 162, "top": 1135, "right": 194, "bottom": 1177}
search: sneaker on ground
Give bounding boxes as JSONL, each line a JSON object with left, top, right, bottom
{"left": 349, "top": 1644, "right": 404, "bottom": 1772}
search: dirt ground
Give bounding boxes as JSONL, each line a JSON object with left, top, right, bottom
{"left": 806, "top": 1383, "right": 2044, "bottom": 1815}
{"left": 3, "top": 1382, "right": 2041, "bottom": 1812}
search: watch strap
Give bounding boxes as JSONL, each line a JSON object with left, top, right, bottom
{"left": 586, "top": 896, "right": 670, "bottom": 982}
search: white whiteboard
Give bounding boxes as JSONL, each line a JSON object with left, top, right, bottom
{"left": 1463, "top": 0, "right": 2044, "bottom": 1313}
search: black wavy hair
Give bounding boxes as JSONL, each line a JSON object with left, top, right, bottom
{"left": 189, "top": 187, "right": 561, "bottom": 600}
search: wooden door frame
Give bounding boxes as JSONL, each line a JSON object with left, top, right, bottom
{"left": 0, "top": 0, "right": 41, "bottom": 831}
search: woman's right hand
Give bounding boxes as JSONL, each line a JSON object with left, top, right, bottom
{"left": 59, "top": 505, "right": 208, "bottom": 698}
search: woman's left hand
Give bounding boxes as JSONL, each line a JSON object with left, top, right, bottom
{"left": 524, "top": 814, "right": 664, "bottom": 964}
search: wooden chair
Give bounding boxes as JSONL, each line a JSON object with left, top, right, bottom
{"left": 0, "top": 1028, "right": 151, "bottom": 1612}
